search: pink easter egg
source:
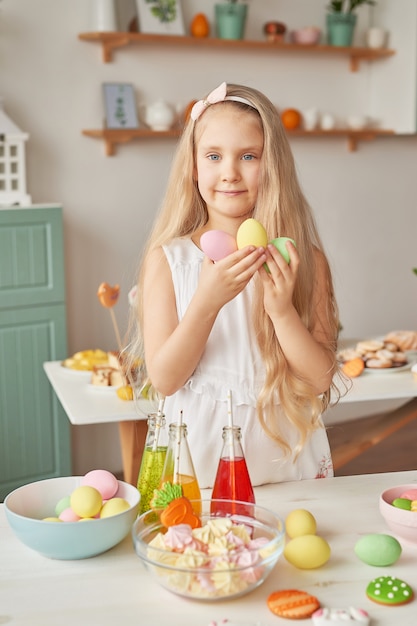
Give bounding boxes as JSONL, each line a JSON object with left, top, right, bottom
{"left": 81, "top": 469, "right": 118, "bottom": 500}
{"left": 200, "top": 230, "right": 237, "bottom": 261}
{"left": 59, "top": 507, "right": 81, "bottom": 522}
{"left": 400, "top": 488, "right": 417, "bottom": 500}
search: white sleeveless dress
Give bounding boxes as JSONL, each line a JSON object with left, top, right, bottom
{"left": 162, "top": 238, "right": 333, "bottom": 488}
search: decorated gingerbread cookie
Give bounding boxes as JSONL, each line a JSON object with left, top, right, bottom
{"left": 312, "top": 607, "right": 370, "bottom": 625}
{"left": 366, "top": 576, "right": 414, "bottom": 606}
{"left": 151, "top": 482, "right": 201, "bottom": 529}
{"left": 267, "top": 589, "right": 320, "bottom": 619}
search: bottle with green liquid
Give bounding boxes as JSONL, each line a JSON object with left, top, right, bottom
{"left": 136, "top": 412, "right": 168, "bottom": 515}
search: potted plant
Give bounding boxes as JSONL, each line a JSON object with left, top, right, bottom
{"left": 215, "top": 0, "right": 249, "bottom": 41}
{"left": 326, "top": 0, "right": 376, "bottom": 47}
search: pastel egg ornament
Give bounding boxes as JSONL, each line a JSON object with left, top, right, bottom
{"left": 236, "top": 218, "right": 268, "bottom": 250}
{"left": 284, "top": 534, "right": 331, "bottom": 569}
{"left": 285, "top": 508, "right": 317, "bottom": 539}
{"left": 269, "top": 237, "right": 296, "bottom": 264}
{"left": 81, "top": 469, "right": 118, "bottom": 501}
{"left": 200, "top": 230, "right": 237, "bottom": 261}
{"left": 354, "top": 533, "right": 402, "bottom": 567}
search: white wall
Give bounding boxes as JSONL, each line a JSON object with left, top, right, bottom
{"left": 1, "top": 0, "right": 417, "bottom": 475}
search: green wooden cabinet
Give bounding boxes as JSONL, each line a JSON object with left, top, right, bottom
{"left": 0, "top": 205, "right": 71, "bottom": 501}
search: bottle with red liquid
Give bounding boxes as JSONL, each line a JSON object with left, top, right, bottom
{"left": 211, "top": 425, "right": 255, "bottom": 517}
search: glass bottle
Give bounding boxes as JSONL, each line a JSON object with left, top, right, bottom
{"left": 211, "top": 426, "right": 255, "bottom": 516}
{"left": 160, "top": 422, "right": 201, "bottom": 515}
{"left": 136, "top": 413, "right": 168, "bottom": 515}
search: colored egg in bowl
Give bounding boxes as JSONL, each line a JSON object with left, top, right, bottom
{"left": 379, "top": 484, "right": 417, "bottom": 544}
{"left": 5, "top": 476, "right": 140, "bottom": 559}
{"left": 132, "top": 499, "right": 285, "bottom": 601}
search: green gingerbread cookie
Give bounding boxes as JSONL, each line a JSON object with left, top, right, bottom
{"left": 366, "top": 576, "right": 414, "bottom": 606}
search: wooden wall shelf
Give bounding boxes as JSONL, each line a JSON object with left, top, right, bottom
{"left": 82, "top": 127, "right": 395, "bottom": 155}
{"left": 78, "top": 31, "right": 395, "bottom": 71}
{"left": 82, "top": 128, "right": 180, "bottom": 156}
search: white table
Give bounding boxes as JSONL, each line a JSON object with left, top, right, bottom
{"left": 43, "top": 361, "right": 156, "bottom": 485}
{"left": 2, "top": 471, "right": 417, "bottom": 625}
{"left": 43, "top": 361, "right": 156, "bottom": 426}
{"left": 44, "top": 360, "right": 417, "bottom": 480}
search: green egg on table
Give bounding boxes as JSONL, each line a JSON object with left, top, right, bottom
{"left": 284, "top": 534, "right": 331, "bottom": 569}
{"left": 236, "top": 218, "right": 268, "bottom": 249}
{"left": 354, "top": 533, "right": 402, "bottom": 566}
{"left": 285, "top": 508, "right": 317, "bottom": 538}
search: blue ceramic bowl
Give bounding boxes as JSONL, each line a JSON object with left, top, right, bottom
{"left": 5, "top": 476, "right": 140, "bottom": 559}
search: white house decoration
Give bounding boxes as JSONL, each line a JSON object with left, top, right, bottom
{"left": 0, "top": 99, "right": 31, "bottom": 207}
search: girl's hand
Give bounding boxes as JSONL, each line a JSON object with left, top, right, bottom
{"left": 197, "top": 246, "right": 267, "bottom": 312}
{"left": 259, "top": 240, "right": 299, "bottom": 320}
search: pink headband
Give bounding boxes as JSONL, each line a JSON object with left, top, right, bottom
{"left": 190, "top": 82, "right": 256, "bottom": 121}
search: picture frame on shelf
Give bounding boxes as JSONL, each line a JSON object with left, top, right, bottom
{"left": 135, "top": 0, "right": 185, "bottom": 36}
{"left": 102, "top": 83, "right": 139, "bottom": 129}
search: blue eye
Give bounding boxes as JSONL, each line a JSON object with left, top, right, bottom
{"left": 243, "top": 154, "right": 254, "bottom": 161}
{"left": 208, "top": 154, "right": 220, "bottom": 161}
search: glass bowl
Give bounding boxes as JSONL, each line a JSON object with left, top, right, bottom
{"left": 132, "top": 498, "right": 285, "bottom": 601}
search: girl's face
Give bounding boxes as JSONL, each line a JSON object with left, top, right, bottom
{"left": 195, "top": 105, "right": 264, "bottom": 229}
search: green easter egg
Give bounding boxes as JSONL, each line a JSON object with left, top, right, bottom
{"left": 269, "top": 237, "right": 296, "bottom": 264}
{"left": 392, "top": 497, "right": 412, "bottom": 510}
{"left": 354, "top": 533, "right": 402, "bottom": 567}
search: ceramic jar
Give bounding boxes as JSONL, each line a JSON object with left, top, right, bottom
{"left": 144, "top": 100, "right": 176, "bottom": 131}
{"left": 90, "top": 0, "right": 118, "bottom": 32}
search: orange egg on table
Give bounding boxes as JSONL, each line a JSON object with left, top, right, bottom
{"left": 190, "top": 13, "right": 210, "bottom": 37}
{"left": 281, "top": 108, "right": 302, "bottom": 130}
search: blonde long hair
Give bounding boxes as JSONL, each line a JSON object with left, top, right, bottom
{"left": 132, "top": 83, "right": 340, "bottom": 456}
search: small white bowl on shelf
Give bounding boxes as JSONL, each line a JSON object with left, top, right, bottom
{"left": 347, "top": 115, "right": 369, "bottom": 131}
{"left": 291, "top": 27, "right": 321, "bottom": 45}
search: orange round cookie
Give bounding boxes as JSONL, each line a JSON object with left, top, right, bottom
{"left": 267, "top": 589, "right": 320, "bottom": 619}
{"left": 342, "top": 357, "right": 365, "bottom": 378}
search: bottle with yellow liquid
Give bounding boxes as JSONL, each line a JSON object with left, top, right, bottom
{"left": 136, "top": 413, "right": 168, "bottom": 515}
{"left": 160, "top": 421, "right": 201, "bottom": 515}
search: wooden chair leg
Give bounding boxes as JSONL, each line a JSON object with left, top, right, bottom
{"left": 118, "top": 420, "right": 147, "bottom": 485}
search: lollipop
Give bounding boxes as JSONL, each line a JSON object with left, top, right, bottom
{"left": 97, "top": 282, "right": 122, "bottom": 350}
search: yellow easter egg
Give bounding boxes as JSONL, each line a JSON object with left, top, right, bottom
{"left": 284, "top": 534, "right": 331, "bottom": 569}
{"left": 236, "top": 218, "right": 268, "bottom": 250}
{"left": 42, "top": 517, "right": 62, "bottom": 522}
{"left": 117, "top": 385, "right": 134, "bottom": 401}
{"left": 285, "top": 509, "right": 317, "bottom": 539}
{"left": 100, "top": 497, "right": 130, "bottom": 518}
{"left": 70, "top": 485, "right": 103, "bottom": 518}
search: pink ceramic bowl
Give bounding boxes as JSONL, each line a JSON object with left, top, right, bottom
{"left": 291, "top": 27, "right": 321, "bottom": 45}
{"left": 379, "top": 484, "right": 417, "bottom": 545}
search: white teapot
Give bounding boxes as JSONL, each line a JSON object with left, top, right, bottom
{"left": 142, "top": 100, "right": 176, "bottom": 131}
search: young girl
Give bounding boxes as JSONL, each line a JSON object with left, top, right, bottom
{"left": 131, "top": 82, "right": 340, "bottom": 488}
